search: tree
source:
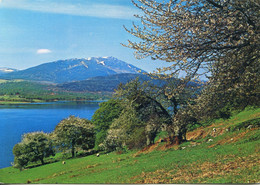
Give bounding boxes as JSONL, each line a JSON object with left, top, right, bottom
{"left": 91, "top": 99, "right": 122, "bottom": 148}
{"left": 124, "top": 0, "right": 259, "bottom": 82}
{"left": 113, "top": 78, "right": 197, "bottom": 146}
{"left": 53, "top": 116, "right": 95, "bottom": 157}
{"left": 13, "top": 143, "right": 30, "bottom": 170}
{"left": 13, "top": 132, "right": 55, "bottom": 170}
{"left": 124, "top": 0, "right": 259, "bottom": 126}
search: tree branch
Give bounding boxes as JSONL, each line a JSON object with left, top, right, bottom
{"left": 205, "top": 0, "right": 223, "bottom": 9}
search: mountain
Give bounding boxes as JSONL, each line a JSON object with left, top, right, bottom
{"left": 0, "top": 67, "right": 18, "bottom": 75}
{"left": 57, "top": 73, "right": 165, "bottom": 92}
{"left": 1, "top": 57, "right": 145, "bottom": 83}
{"left": 57, "top": 73, "right": 202, "bottom": 93}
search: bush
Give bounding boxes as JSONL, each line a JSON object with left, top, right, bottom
{"left": 126, "top": 127, "right": 147, "bottom": 149}
{"left": 12, "top": 132, "right": 55, "bottom": 170}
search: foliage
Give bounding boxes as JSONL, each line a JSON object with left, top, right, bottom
{"left": 102, "top": 78, "right": 196, "bottom": 151}
{"left": 91, "top": 99, "right": 123, "bottom": 148}
{"left": 53, "top": 116, "right": 95, "bottom": 158}
{"left": 126, "top": 127, "right": 147, "bottom": 149}
{"left": 12, "top": 132, "right": 55, "bottom": 170}
{"left": 192, "top": 48, "right": 259, "bottom": 121}
{"left": 113, "top": 79, "right": 173, "bottom": 148}
{"left": 115, "top": 78, "right": 199, "bottom": 145}
{"left": 124, "top": 0, "right": 259, "bottom": 81}
{"left": 12, "top": 143, "right": 30, "bottom": 171}
{"left": 124, "top": 0, "right": 259, "bottom": 123}
{"left": 104, "top": 105, "right": 145, "bottom": 151}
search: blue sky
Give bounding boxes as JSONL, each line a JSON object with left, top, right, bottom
{"left": 0, "top": 0, "right": 169, "bottom": 72}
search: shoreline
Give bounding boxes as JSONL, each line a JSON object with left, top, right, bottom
{"left": 0, "top": 99, "right": 107, "bottom": 105}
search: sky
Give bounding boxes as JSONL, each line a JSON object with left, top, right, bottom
{"left": 0, "top": 0, "right": 170, "bottom": 72}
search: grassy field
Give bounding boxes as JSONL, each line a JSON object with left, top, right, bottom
{"left": 0, "top": 107, "right": 259, "bottom": 184}
{"left": 0, "top": 95, "right": 44, "bottom": 104}
{"left": 0, "top": 79, "right": 111, "bottom": 104}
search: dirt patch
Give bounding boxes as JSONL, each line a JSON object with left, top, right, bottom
{"left": 186, "top": 128, "right": 212, "bottom": 140}
{"left": 133, "top": 137, "right": 181, "bottom": 156}
{"left": 142, "top": 142, "right": 160, "bottom": 153}
{"left": 133, "top": 154, "right": 260, "bottom": 183}
{"left": 208, "top": 130, "right": 249, "bottom": 148}
{"left": 157, "top": 143, "right": 179, "bottom": 151}
{"left": 81, "top": 163, "right": 100, "bottom": 169}
{"left": 187, "top": 128, "right": 205, "bottom": 140}
{"left": 250, "top": 112, "right": 260, "bottom": 119}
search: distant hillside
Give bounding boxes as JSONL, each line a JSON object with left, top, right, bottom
{"left": 0, "top": 80, "right": 110, "bottom": 103}
{"left": 1, "top": 57, "right": 145, "bottom": 83}
{"left": 57, "top": 73, "right": 166, "bottom": 92}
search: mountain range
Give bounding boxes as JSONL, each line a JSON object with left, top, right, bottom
{"left": 57, "top": 73, "right": 165, "bottom": 92}
{"left": 0, "top": 57, "right": 145, "bottom": 83}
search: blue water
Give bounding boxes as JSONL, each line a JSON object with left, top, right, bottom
{"left": 0, "top": 101, "right": 101, "bottom": 169}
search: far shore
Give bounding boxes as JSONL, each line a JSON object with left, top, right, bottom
{"left": 0, "top": 99, "right": 107, "bottom": 105}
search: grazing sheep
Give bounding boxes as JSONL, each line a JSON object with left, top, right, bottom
{"left": 96, "top": 153, "right": 100, "bottom": 157}
{"left": 62, "top": 161, "right": 66, "bottom": 165}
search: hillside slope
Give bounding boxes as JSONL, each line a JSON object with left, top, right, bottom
{"left": 1, "top": 57, "right": 145, "bottom": 83}
{"left": 0, "top": 107, "right": 259, "bottom": 184}
{"left": 57, "top": 73, "right": 165, "bottom": 92}
{"left": 0, "top": 80, "right": 109, "bottom": 104}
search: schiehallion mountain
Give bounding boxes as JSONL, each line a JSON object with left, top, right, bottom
{"left": 1, "top": 57, "right": 145, "bottom": 83}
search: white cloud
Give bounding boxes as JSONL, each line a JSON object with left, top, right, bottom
{"left": 0, "top": 0, "right": 140, "bottom": 20}
{"left": 36, "top": 49, "right": 52, "bottom": 54}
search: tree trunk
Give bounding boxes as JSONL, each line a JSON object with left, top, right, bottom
{"left": 71, "top": 147, "right": 75, "bottom": 158}
{"left": 71, "top": 141, "right": 75, "bottom": 158}
{"left": 171, "top": 135, "right": 182, "bottom": 145}
{"left": 40, "top": 158, "right": 45, "bottom": 165}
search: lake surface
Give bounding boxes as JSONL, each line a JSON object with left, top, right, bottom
{"left": 0, "top": 101, "right": 101, "bottom": 169}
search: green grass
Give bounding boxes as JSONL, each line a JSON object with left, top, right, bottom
{"left": 0, "top": 80, "right": 111, "bottom": 103}
{"left": 0, "top": 95, "right": 44, "bottom": 104}
{"left": 0, "top": 107, "right": 259, "bottom": 184}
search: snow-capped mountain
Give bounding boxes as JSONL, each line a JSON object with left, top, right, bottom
{"left": 0, "top": 67, "right": 18, "bottom": 74}
{"left": 1, "top": 57, "right": 145, "bottom": 83}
